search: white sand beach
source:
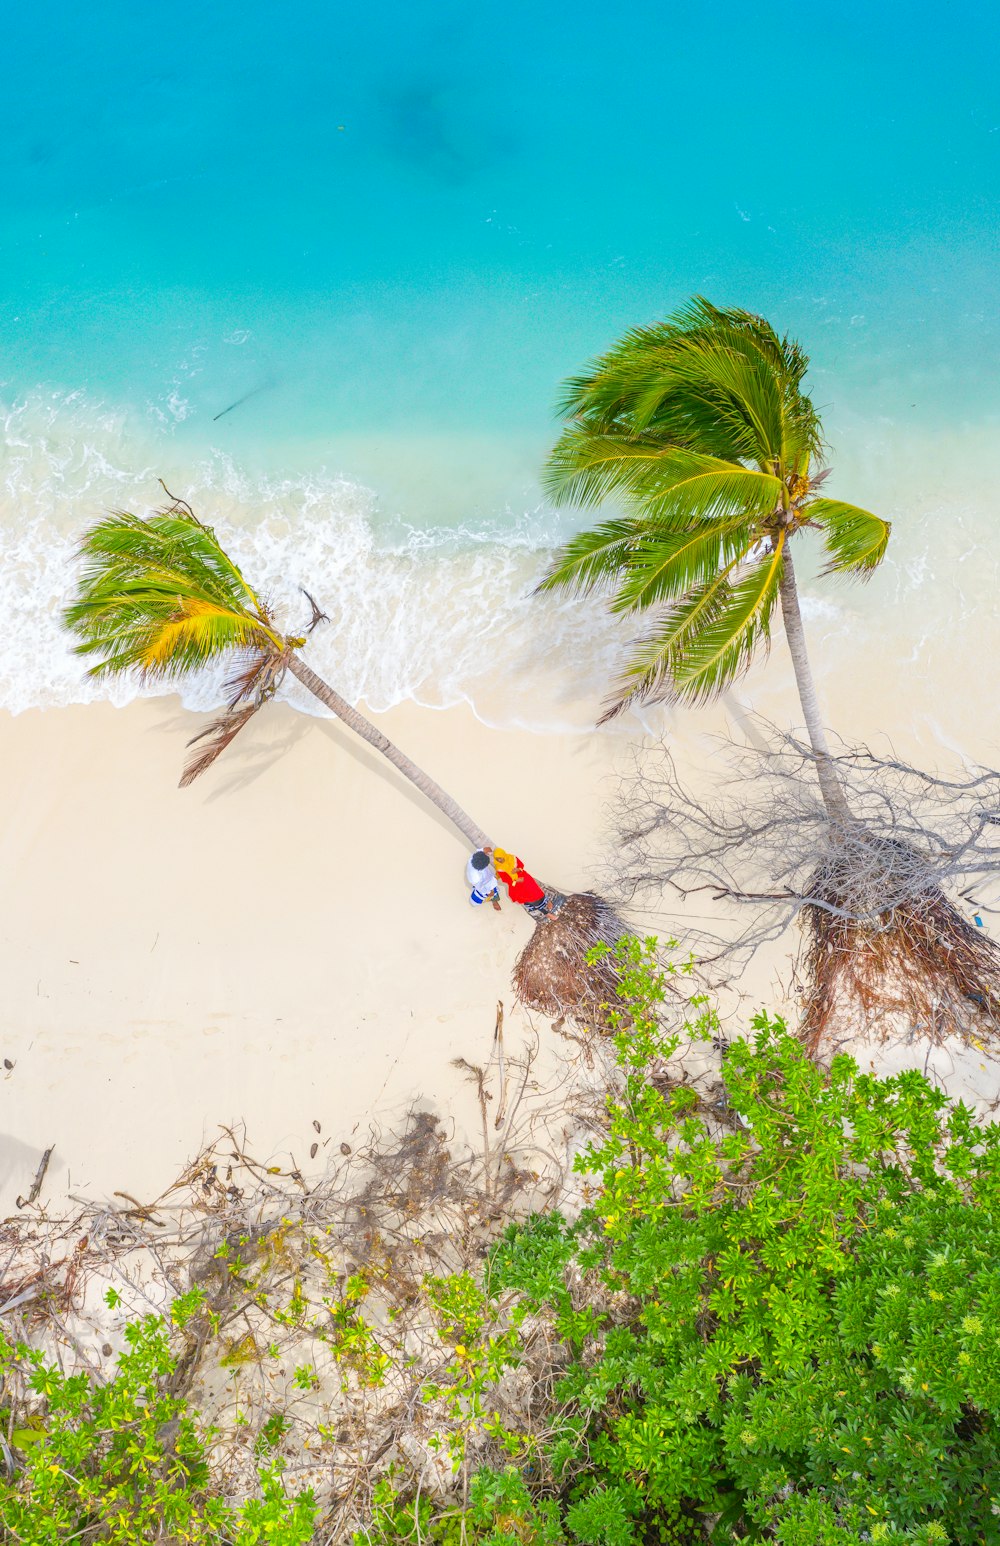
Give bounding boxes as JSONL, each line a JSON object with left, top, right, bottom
{"left": 5, "top": 620, "right": 1000, "bottom": 1223}
{"left": 0, "top": 696, "right": 624, "bottom": 1216}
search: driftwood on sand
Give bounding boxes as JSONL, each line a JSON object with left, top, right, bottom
{"left": 16, "top": 1146, "right": 54, "bottom": 1211}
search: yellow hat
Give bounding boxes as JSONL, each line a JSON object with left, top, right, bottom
{"left": 492, "top": 848, "right": 517, "bottom": 872}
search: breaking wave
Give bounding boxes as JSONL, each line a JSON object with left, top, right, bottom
{"left": 0, "top": 390, "right": 634, "bottom": 729}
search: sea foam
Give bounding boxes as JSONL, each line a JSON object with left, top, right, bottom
{"left": 2, "top": 389, "right": 993, "bottom": 756}
{"left": 0, "top": 390, "right": 634, "bottom": 730}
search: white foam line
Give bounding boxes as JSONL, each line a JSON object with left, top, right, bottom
{"left": 0, "top": 391, "right": 635, "bottom": 731}
{"left": 2, "top": 388, "right": 997, "bottom": 747}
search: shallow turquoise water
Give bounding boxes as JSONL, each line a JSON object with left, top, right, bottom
{"left": 5, "top": 1, "right": 1000, "bottom": 449}
{"left": 1, "top": 1, "right": 999, "bottom": 722}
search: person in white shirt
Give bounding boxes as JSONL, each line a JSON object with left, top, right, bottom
{"left": 466, "top": 849, "right": 501, "bottom": 910}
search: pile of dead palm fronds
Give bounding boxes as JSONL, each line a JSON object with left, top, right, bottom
{"left": 514, "top": 892, "right": 631, "bottom": 1027}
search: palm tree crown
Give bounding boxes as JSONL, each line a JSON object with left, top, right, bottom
{"left": 63, "top": 493, "right": 490, "bottom": 847}
{"left": 540, "top": 297, "right": 890, "bottom": 719}
{"left": 66, "top": 502, "right": 289, "bottom": 683}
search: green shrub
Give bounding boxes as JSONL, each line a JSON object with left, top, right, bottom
{"left": 9, "top": 940, "right": 1000, "bottom": 1545}
{"left": 0, "top": 1288, "right": 317, "bottom": 1544}
{"left": 483, "top": 937, "right": 1000, "bottom": 1544}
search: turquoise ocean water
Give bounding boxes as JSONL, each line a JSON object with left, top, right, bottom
{"left": 2, "top": 1, "right": 999, "bottom": 730}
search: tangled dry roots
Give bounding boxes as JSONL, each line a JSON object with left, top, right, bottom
{"left": 801, "top": 882, "right": 1000, "bottom": 1057}
{"left": 513, "top": 892, "right": 631, "bottom": 1027}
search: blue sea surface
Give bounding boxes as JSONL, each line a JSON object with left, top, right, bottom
{"left": 1, "top": 1, "right": 999, "bottom": 722}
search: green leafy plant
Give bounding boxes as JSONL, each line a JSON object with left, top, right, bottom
{"left": 357, "top": 1469, "right": 567, "bottom": 1545}
{"left": 322, "top": 1270, "right": 391, "bottom": 1390}
{"left": 483, "top": 938, "right": 1000, "bottom": 1544}
{"left": 0, "top": 1289, "right": 317, "bottom": 1544}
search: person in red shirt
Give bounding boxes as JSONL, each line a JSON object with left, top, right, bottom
{"left": 490, "top": 847, "right": 551, "bottom": 918}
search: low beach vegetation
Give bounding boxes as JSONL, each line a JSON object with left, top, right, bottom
{"left": 4, "top": 941, "right": 998, "bottom": 1543}
{"left": 0, "top": 1294, "right": 317, "bottom": 1545}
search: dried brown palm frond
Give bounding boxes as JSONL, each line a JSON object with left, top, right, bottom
{"left": 179, "top": 649, "right": 289, "bottom": 787}
{"left": 223, "top": 649, "right": 288, "bottom": 712}
{"left": 513, "top": 892, "right": 631, "bottom": 1027}
{"left": 179, "top": 702, "right": 266, "bottom": 788}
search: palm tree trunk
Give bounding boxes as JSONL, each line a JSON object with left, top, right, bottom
{"left": 285, "top": 652, "right": 490, "bottom": 850}
{"left": 778, "top": 546, "right": 852, "bottom": 826}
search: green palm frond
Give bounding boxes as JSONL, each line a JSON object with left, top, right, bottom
{"left": 598, "top": 554, "right": 745, "bottom": 719}
{"left": 76, "top": 507, "right": 268, "bottom": 614}
{"left": 535, "top": 517, "right": 640, "bottom": 595}
{"left": 544, "top": 435, "right": 784, "bottom": 526}
{"left": 807, "top": 498, "right": 891, "bottom": 577}
{"left": 554, "top": 333, "right": 677, "bottom": 424}
{"left": 558, "top": 349, "right": 766, "bottom": 467}
{"left": 555, "top": 298, "right": 782, "bottom": 420}
{"left": 543, "top": 429, "right": 682, "bottom": 508}
{"left": 662, "top": 299, "right": 820, "bottom": 462}
{"left": 669, "top": 535, "right": 785, "bottom": 703}
{"left": 64, "top": 507, "right": 285, "bottom": 681}
{"left": 600, "top": 538, "right": 785, "bottom": 719}
{"left": 637, "top": 339, "right": 785, "bottom": 465}
{"left": 553, "top": 297, "right": 823, "bottom": 471}
{"left": 622, "top": 460, "right": 783, "bottom": 529}
{"left": 609, "top": 520, "right": 756, "bottom": 612}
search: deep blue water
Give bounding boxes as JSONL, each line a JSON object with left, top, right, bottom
{"left": 1, "top": 1, "right": 998, "bottom": 721}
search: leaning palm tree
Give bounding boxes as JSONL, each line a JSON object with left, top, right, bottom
{"left": 540, "top": 297, "right": 889, "bottom": 823}
{"left": 63, "top": 490, "right": 627, "bottom": 1022}
{"left": 540, "top": 298, "right": 1000, "bottom": 1045}
{"left": 63, "top": 491, "right": 492, "bottom": 847}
